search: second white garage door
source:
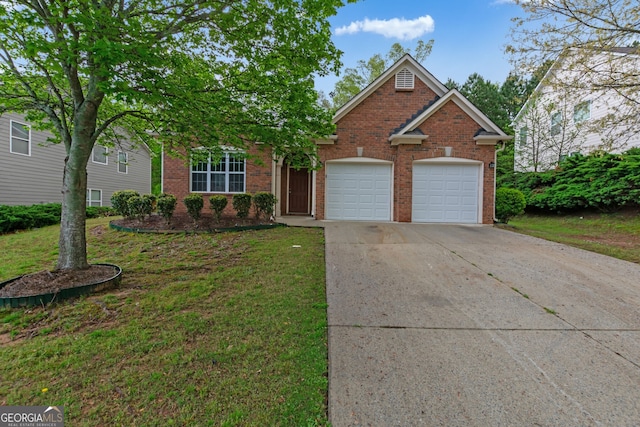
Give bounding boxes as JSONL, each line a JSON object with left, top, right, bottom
{"left": 412, "top": 163, "right": 481, "bottom": 223}
{"left": 325, "top": 162, "right": 392, "bottom": 221}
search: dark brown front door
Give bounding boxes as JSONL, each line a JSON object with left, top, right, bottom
{"left": 288, "top": 168, "right": 310, "bottom": 214}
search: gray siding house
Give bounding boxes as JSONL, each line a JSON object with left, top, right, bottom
{"left": 0, "top": 112, "right": 152, "bottom": 207}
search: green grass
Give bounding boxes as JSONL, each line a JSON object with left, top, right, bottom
{"left": 0, "top": 218, "right": 329, "bottom": 426}
{"left": 504, "top": 211, "right": 640, "bottom": 263}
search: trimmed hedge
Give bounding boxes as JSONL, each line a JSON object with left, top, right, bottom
{"left": 253, "top": 192, "right": 276, "bottom": 220}
{"left": 232, "top": 193, "right": 252, "bottom": 219}
{"left": 515, "top": 148, "right": 640, "bottom": 213}
{"left": 495, "top": 187, "right": 526, "bottom": 223}
{"left": 0, "top": 203, "right": 115, "bottom": 234}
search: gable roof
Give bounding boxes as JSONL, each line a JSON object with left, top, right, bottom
{"left": 332, "top": 54, "right": 448, "bottom": 124}
{"left": 390, "top": 89, "right": 510, "bottom": 142}
{"left": 331, "top": 54, "right": 510, "bottom": 143}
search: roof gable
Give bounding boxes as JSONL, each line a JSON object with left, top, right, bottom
{"left": 332, "top": 54, "right": 448, "bottom": 124}
{"left": 392, "top": 89, "right": 510, "bottom": 141}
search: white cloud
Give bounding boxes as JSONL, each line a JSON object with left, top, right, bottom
{"left": 335, "top": 15, "right": 435, "bottom": 41}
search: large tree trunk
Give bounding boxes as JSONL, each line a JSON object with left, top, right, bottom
{"left": 56, "top": 105, "right": 99, "bottom": 271}
{"left": 57, "top": 143, "right": 91, "bottom": 271}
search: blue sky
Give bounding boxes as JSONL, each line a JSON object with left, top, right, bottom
{"left": 315, "top": 0, "right": 522, "bottom": 95}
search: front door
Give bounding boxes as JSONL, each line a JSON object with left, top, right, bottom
{"left": 288, "top": 167, "right": 310, "bottom": 214}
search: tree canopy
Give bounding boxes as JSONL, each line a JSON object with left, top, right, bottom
{"left": 507, "top": 0, "right": 640, "bottom": 144}
{"left": 0, "top": 0, "right": 356, "bottom": 270}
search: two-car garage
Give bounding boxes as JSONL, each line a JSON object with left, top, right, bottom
{"left": 324, "top": 159, "right": 482, "bottom": 223}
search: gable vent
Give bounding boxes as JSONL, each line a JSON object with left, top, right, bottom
{"left": 395, "top": 68, "right": 415, "bottom": 90}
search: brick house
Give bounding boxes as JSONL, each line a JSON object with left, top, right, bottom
{"left": 163, "top": 54, "right": 511, "bottom": 224}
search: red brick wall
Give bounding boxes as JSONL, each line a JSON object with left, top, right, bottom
{"left": 316, "top": 77, "right": 496, "bottom": 224}
{"left": 163, "top": 144, "right": 272, "bottom": 216}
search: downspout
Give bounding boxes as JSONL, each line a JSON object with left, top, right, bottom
{"left": 493, "top": 140, "right": 507, "bottom": 223}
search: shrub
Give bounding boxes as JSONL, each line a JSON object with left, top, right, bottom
{"left": 127, "top": 195, "right": 152, "bottom": 220}
{"left": 157, "top": 194, "right": 177, "bottom": 224}
{"left": 111, "top": 190, "right": 140, "bottom": 218}
{"left": 0, "top": 203, "right": 61, "bottom": 234}
{"left": 86, "top": 206, "right": 116, "bottom": 218}
{"left": 209, "top": 195, "right": 228, "bottom": 222}
{"left": 232, "top": 193, "right": 252, "bottom": 219}
{"left": 184, "top": 193, "right": 204, "bottom": 222}
{"left": 253, "top": 192, "right": 277, "bottom": 220}
{"left": 143, "top": 194, "right": 157, "bottom": 212}
{"left": 495, "top": 187, "right": 526, "bottom": 224}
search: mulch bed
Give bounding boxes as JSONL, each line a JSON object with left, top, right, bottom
{"left": 110, "top": 213, "right": 276, "bottom": 232}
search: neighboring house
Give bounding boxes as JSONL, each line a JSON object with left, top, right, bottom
{"left": 0, "top": 112, "right": 152, "bottom": 206}
{"left": 163, "top": 54, "right": 511, "bottom": 224}
{"left": 513, "top": 48, "right": 640, "bottom": 172}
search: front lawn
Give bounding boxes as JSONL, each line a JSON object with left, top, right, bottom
{"left": 503, "top": 210, "right": 640, "bottom": 263}
{"left": 0, "top": 217, "right": 328, "bottom": 426}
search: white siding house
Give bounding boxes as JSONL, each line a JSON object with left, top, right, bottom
{"left": 0, "top": 112, "right": 152, "bottom": 206}
{"left": 513, "top": 49, "right": 640, "bottom": 172}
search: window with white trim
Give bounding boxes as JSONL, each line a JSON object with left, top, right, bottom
{"left": 93, "top": 145, "right": 108, "bottom": 164}
{"left": 10, "top": 120, "right": 30, "bottom": 155}
{"left": 117, "top": 151, "right": 128, "bottom": 174}
{"left": 518, "top": 127, "right": 528, "bottom": 147}
{"left": 191, "top": 151, "right": 246, "bottom": 193}
{"left": 86, "top": 189, "right": 102, "bottom": 207}
{"left": 550, "top": 111, "right": 562, "bottom": 136}
{"left": 395, "top": 68, "right": 414, "bottom": 90}
{"left": 573, "top": 101, "right": 591, "bottom": 124}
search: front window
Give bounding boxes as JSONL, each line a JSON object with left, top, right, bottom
{"left": 550, "top": 112, "right": 562, "bottom": 136}
{"left": 93, "top": 145, "right": 108, "bottom": 164}
{"left": 191, "top": 151, "right": 246, "bottom": 193}
{"left": 117, "top": 151, "right": 128, "bottom": 174}
{"left": 86, "top": 189, "right": 102, "bottom": 207}
{"left": 10, "top": 121, "right": 30, "bottom": 155}
{"left": 573, "top": 101, "right": 591, "bottom": 124}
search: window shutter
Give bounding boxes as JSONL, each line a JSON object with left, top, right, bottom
{"left": 395, "top": 68, "right": 414, "bottom": 90}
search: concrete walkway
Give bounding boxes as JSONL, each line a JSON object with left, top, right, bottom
{"left": 324, "top": 222, "right": 640, "bottom": 426}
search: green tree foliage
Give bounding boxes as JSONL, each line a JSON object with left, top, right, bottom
{"left": 495, "top": 188, "right": 526, "bottom": 223}
{"left": 232, "top": 193, "right": 253, "bottom": 219}
{"left": 0, "top": 0, "right": 355, "bottom": 270}
{"left": 209, "top": 195, "right": 228, "bottom": 222}
{"left": 516, "top": 149, "right": 640, "bottom": 212}
{"left": 329, "top": 40, "right": 433, "bottom": 108}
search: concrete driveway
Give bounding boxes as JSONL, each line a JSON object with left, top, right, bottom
{"left": 324, "top": 222, "right": 640, "bottom": 426}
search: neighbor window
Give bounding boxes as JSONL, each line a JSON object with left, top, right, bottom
{"left": 93, "top": 145, "right": 108, "bottom": 164}
{"left": 10, "top": 120, "right": 30, "bottom": 155}
{"left": 518, "top": 127, "right": 528, "bottom": 147}
{"left": 573, "top": 101, "right": 591, "bottom": 124}
{"left": 550, "top": 112, "right": 562, "bottom": 136}
{"left": 117, "top": 151, "right": 128, "bottom": 174}
{"left": 86, "top": 189, "right": 102, "bottom": 207}
{"left": 191, "top": 151, "right": 246, "bottom": 193}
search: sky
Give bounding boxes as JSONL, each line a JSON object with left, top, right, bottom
{"left": 315, "top": 0, "right": 523, "bottom": 96}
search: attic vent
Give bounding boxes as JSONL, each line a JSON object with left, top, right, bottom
{"left": 395, "top": 68, "right": 414, "bottom": 90}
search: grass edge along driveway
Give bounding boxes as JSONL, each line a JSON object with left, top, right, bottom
{"left": 0, "top": 217, "right": 329, "bottom": 426}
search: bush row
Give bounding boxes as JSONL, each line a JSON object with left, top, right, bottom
{"left": 112, "top": 190, "right": 277, "bottom": 224}
{"left": 513, "top": 148, "right": 640, "bottom": 213}
{"left": 0, "top": 203, "right": 115, "bottom": 234}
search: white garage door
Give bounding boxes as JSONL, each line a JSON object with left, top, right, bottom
{"left": 412, "top": 163, "right": 480, "bottom": 223}
{"left": 325, "top": 162, "right": 392, "bottom": 221}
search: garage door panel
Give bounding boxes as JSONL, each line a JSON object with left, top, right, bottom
{"left": 326, "top": 163, "right": 392, "bottom": 221}
{"left": 413, "top": 164, "right": 480, "bottom": 223}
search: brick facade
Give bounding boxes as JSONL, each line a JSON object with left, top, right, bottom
{"left": 315, "top": 77, "right": 497, "bottom": 223}
{"left": 163, "top": 144, "right": 272, "bottom": 216}
{"left": 162, "top": 56, "right": 506, "bottom": 224}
